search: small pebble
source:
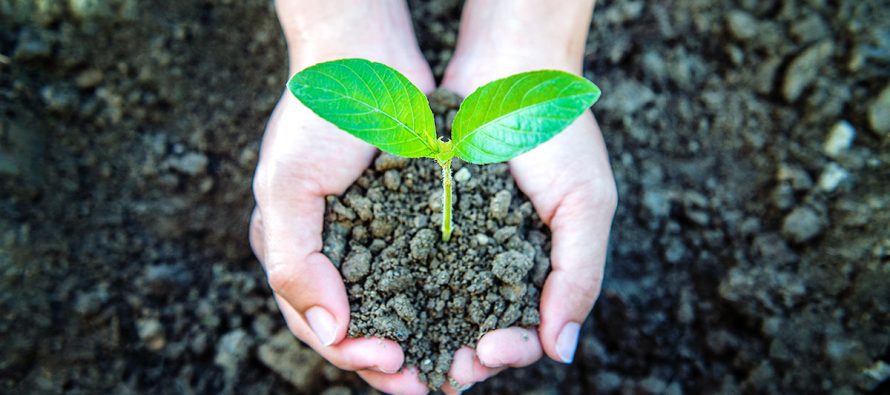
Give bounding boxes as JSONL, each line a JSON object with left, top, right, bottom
{"left": 823, "top": 121, "right": 855, "bottom": 158}
{"left": 74, "top": 292, "right": 103, "bottom": 316}
{"left": 595, "top": 372, "right": 623, "bottom": 392}
{"left": 454, "top": 167, "right": 471, "bottom": 183}
{"left": 489, "top": 190, "right": 512, "bottom": 219}
{"left": 345, "top": 194, "right": 373, "bottom": 221}
{"left": 499, "top": 283, "right": 527, "bottom": 302}
{"left": 727, "top": 10, "right": 758, "bottom": 40}
{"left": 790, "top": 13, "right": 829, "bottom": 43}
{"left": 75, "top": 68, "right": 104, "bottom": 89}
{"left": 410, "top": 228, "right": 437, "bottom": 260}
{"left": 214, "top": 329, "right": 252, "bottom": 378}
{"left": 341, "top": 247, "right": 372, "bottom": 283}
{"left": 428, "top": 191, "right": 443, "bottom": 212}
{"left": 491, "top": 250, "right": 534, "bottom": 285}
{"left": 817, "top": 163, "right": 849, "bottom": 192}
{"left": 390, "top": 295, "right": 417, "bottom": 323}
{"left": 383, "top": 170, "right": 401, "bottom": 191}
{"left": 493, "top": 226, "right": 517, "bottom": 243}
{"left": 168, "top": 152, "right": 208, "bottom": 176}
{"left": 137, "top": 318, "right": 166, "bottom": 351}
{"left": 13, "top": 29, "right": 50, "bottom": 60}
{"left": 782, "top": 40, "right": 834, "bottom": 102}
{"left": 370, "top": 218, "right": 394, "bottom": 238}
{"left": 331, "top": 198, "right": 356, "bottom": 220}
{"left": 640, "top": 377, "right": 668, "bottom": 394}
{"left": 781, "top": 206, "right": 824, "bottom": 243}
{"left": 374, "top": 153, "right": 409, "bottom": 171}
{"left": 776, "top": 164, "right": 813, "bottom": 191}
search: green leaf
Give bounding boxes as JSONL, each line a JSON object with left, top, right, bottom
{"left": 451, "top": 70, "right": 601, "bottom": 164}
{"left": 287, "top": 58, "right": 438, "bottom": 158}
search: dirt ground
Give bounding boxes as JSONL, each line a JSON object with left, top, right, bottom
{"left": 1, "top": 0, "right": 889, "bottom": 394}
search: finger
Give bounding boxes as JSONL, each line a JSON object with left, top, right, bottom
{"left": 476, "top": 327, "right": 543, "bottom": 368}
{"left": 441, "top": 347, "right": 505, "bottom": 394}
{"left": 539, "top": 177, "right": 614, "bottom": 363}
{"left": 538, "top": 127, "right": 615, "bottom": 364}
{"left": 254, "top": 207, "right": 405, "bottom": 373}
{"left": 276, "top": 293, "right": 405, "bottom": 373}
{"left": 253, "top": 169, "right": 351, "bottom": 347}
{"left": 357, "top": 366, "right": 430, "bottom": 395}
{"left": 509, "top": 114, "right": 617, "bottom": 364}
{"left": 252, "top": 94, "right": 378, "bottom": 348}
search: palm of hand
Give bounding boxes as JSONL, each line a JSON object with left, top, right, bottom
{"left": 258, "top": 95, "right": 377, "bottom": 194}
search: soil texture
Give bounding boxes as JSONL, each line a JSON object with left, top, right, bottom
{"left": 1, "top": 0, "right": 889, "bottom": 394}
{"left": 325, "top": 90, "right": 548, "bottom": 388}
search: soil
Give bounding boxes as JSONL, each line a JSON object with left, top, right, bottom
{"left": 2, "top": 0, "right": 890, "bottom": 394}
{"left": 326, "top": 89, "right": 548, "bottom": 388}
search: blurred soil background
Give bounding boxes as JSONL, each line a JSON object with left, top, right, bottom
{"left": 1, "top": 0, "right": 889, "bottom": 394}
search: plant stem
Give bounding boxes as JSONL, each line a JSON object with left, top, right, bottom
{"left": 440, "top": 159, "right": 453, "bottom": 242}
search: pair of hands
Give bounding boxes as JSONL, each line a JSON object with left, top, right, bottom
{"left": 250, "top": 1, "right": 616, "bottom": 393}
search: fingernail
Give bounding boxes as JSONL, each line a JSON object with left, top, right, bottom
{"left": 374, "top": 365, "right": 400, "bottom": 374}
{"left": 305, "top": 306, "right": 337, "bottom": 346}
{"left": 475, "top": 343, "right": 500, "bottom": 369}
{"left": 556, "top": 322, "right": 580, "bottom": 363}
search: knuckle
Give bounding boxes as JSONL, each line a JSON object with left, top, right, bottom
{"left": 249, "top": 212, "right": 263, "bottom": 235}
{"left": 266, "top": 262, "right": 296, "bottom": 295}
{"left": 563, "top": 269, "right": 603, "bottom": 306}
{"left": 572, "top": 178, "right": 618, "bottom": 215}
{"left": 248, "top": 223, "right": 264, "bottom": 258}
{"left": 600, "top": 182, "right": 618, "bottom": 214}
{"left": 549, "top": 179, "right": 617, "bottom": 232}
{"left": 585, "top": 272, "right": 604, "bottom": 303}
{"left": 578, "top": 278, "right": 603, "bottom": 304}
{"left": 251, "top": 167, "right": 272, "bottom": 202}
{"left": 250, "top": 244, "right": 261, "bottom": 260}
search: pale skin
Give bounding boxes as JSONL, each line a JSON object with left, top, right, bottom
{"left": 250, "top": 1, "right": 616, "bottom": 394}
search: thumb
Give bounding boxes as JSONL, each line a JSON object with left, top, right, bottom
{"left": 255, "top": 176, "right": 350, "bottom": 347}
{"left": 538, "top": 182, "right": 616, "bottom": 363}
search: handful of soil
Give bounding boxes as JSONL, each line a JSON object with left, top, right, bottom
{"left": 321, "top": 90, "right": 551, "bottom": 388}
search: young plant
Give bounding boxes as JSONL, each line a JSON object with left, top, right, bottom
{"left": 288, "top": 58, "right": 601, "bottom": 242}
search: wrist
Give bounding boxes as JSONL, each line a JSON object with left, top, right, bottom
{"left": 275, "top": 0, "right": 427, "bottom": 77}
{"left": 442, "top": 0, "right": 595, "bottom": 95}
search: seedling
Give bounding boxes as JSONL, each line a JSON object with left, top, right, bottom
{"left": 288, "top": 58, "right": 600, "bottom": 242}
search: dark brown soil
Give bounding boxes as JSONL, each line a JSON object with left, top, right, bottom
{"left": 2, "top": 0, "right": 890, "bottom": 394}
{"left": 324, "top": 90, "right": 548, "bottom": 388}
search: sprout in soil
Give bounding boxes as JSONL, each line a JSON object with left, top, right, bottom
{"left": 288, "top": 58, "right": 601, "bottom": 242}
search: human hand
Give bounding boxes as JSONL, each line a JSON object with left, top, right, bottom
{"left": 250, "top": 2, "right": 435, "bottom": 394}
{"left": 438, "top": 80, "right": 616, "bottom": 393}
{"left": 437, "top": 0, "right": 615, "bottom": 392}
{"left": 439, "top": 71, "right": 616, "bottom": 395}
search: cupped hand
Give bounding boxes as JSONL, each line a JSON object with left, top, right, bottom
{"left": 439, "top": 57, "right": 617, "bottom": 392}
{"left": 250, "top": 56, "right": 435, "bottom": 395}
